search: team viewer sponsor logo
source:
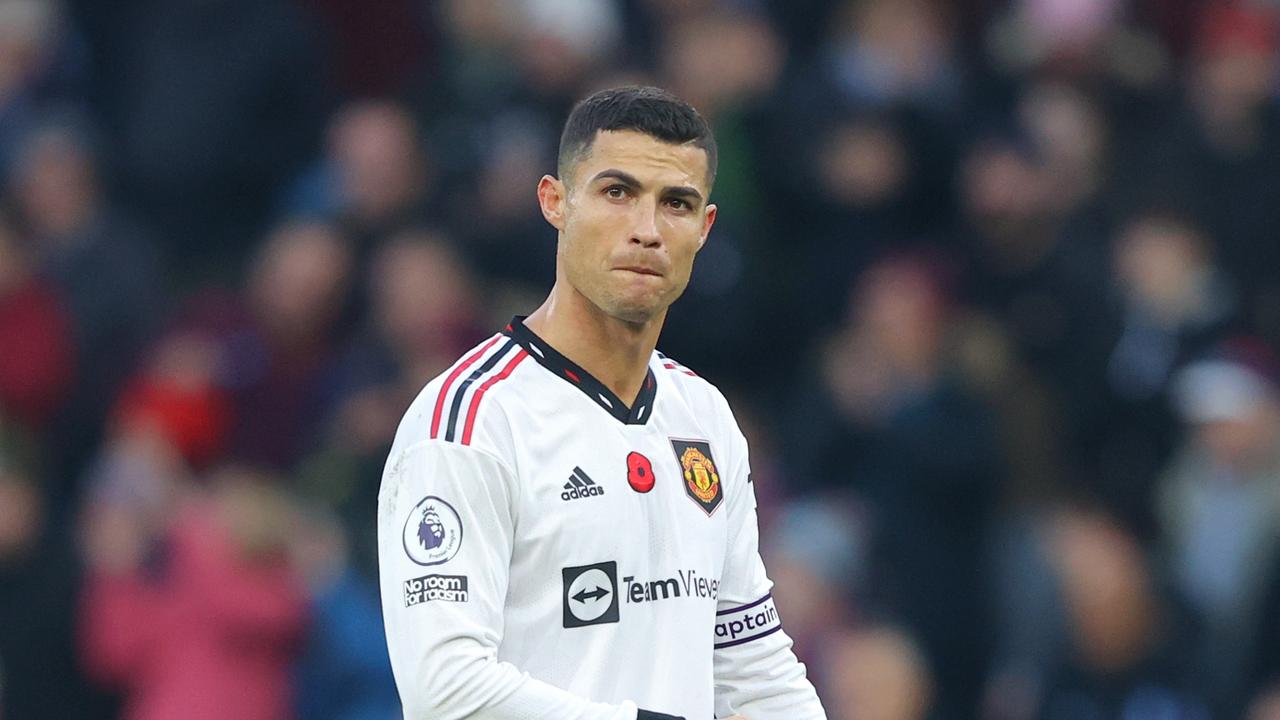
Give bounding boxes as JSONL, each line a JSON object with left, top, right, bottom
{"left": 404, "top": 574, "right": 469, "bottom": 607}
{"left": 563, "top": 562, "right": 720, "bottom": 627}
{"left": 623, "top": 568, "right": 719, "bottom": 604}
{"left": 714, "top": 594, "right": 782, "bottom": 649}
{"left": 402, "top": 495, "right": 463, "bottom": 566}
{"left": 562, "top": 561, "right": 620, "bottom": 628}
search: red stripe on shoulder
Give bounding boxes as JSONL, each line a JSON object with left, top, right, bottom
{"left": 431, "top": 335, "right": 502, "bottom": 439}
{"left": 662, "top": 362, "right": 697, "bottom": 377}
{"left": 461, "top": 350, "right": 529, "bottom": 446}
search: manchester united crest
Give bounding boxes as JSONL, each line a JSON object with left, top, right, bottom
{"left": 670, "top": 439, "right": 723, "bottom": 515}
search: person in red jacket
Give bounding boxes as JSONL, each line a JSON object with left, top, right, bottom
{"left": 0, "top": 207, "right": 74, "bottom": 433}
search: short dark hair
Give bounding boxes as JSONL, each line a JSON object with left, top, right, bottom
{"left": 558, "top": 86, "right": 717, "bottom": 190}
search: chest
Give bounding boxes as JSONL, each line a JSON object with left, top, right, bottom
{"left": 507, "top": 394, "right": 733, "bottom": 586}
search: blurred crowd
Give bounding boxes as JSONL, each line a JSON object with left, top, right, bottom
{"left": 2, "top": 0, "right": 1280, "bottom": 718}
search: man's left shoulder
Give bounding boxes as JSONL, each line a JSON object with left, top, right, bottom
{"left": 653, "top": 351, "right": 739, "bottom": 424}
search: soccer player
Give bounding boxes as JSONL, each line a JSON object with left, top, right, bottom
{"left": 378, "top": 86, "right": 827, "bottom": 720}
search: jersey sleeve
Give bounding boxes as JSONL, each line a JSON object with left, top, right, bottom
{"left": 713, "top": 427, "right": 828, "bottom": 720}
{"left": 378, "top": 439, "right": 648, "bottom": 720}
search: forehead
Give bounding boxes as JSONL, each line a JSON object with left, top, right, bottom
{"left": 573, "top": 130, "right": 710, "bottom": 192}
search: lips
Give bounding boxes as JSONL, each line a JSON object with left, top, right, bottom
{"left": 614, "top": 266, "right": 664, "bottom": 277}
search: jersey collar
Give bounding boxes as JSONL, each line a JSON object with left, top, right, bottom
{"left": 503, "top": 316, "right": 657, "bottom": 425}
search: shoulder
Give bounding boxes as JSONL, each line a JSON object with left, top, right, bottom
{"left": 653, "top": 350, "right": 744, "bottom": 442}
{"left": 388, "top": 333, "right": 532, "bottom": 465}
{"left": 654, "top": 349, "right": 731, "bottom": 407}
{"left": 379, "top": 335, "right": 531, "bottom": 522}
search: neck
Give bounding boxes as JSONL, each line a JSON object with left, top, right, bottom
{"left": 524, "top": 282, "right": 663, "bottom": 408}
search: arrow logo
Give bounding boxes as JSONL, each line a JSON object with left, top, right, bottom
{"left": 562, "top": 561, "right": 619, "bottom": 627}
{"left": 573, "top": 585, "right": 610, "bottom": 603}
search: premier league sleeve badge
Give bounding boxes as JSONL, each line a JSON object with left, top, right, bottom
{"left": 402, "top": 495, "right": 464, "bottom": 566}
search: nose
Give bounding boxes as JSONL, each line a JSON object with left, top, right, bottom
{"left": 630, "top": 202, "right": 662, "bottom": 248}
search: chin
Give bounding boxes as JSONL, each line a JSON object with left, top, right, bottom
{"left": 583, "top": 282, "right": 672, "bottom": 326}
{"left": 608, "top": 305, "right": 659, "bottom": 325}
{"left": 599, "top": 295, "right": 663, "bottom": 325}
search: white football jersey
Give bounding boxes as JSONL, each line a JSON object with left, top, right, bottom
{"left": 378, "top": 318, "right": 827, "bottom": 720}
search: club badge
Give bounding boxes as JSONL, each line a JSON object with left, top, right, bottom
{"left": 670, "top": 439, "right": 723, "bottom": 515}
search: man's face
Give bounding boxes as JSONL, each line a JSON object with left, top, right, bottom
{"left": 540, "top": 130, "right": 716, "bottom": 324}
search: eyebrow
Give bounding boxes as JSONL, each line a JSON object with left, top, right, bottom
{"left": 590, "top": 168, "right": 705, "bottom": 206}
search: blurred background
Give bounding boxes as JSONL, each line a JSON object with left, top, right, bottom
{"left": 2, "top": 0, "right": 1280, "bottom": 718}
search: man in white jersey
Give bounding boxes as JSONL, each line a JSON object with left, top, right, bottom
{"left": 378, "top": 85, "right": 827, "bottom": 720}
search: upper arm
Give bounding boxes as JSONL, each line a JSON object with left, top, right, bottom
{"left": 377, "top": 440, "right": 519, "bottom": 714}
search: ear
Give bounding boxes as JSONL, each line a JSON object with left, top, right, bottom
{"left": 697, "top": 203, "right": 717, "bottom": 251}
{"left": 537, "top": 175, "right": 567, "bottom": 231}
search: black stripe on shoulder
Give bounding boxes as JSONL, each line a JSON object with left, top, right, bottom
{"left": 444, "top": 339, "right": 518, "bottom": 442}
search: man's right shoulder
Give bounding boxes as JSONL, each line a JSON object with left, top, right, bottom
{"left": 389, "top": 332, "right": 529, "bottom": 462}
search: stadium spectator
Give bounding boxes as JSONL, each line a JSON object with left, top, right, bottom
{"left": 66, "top": 0, "right": 328, "bottom": 281}
{"left": 0, "top": 0, "right": 82, "bottom": 178}
{"left": 0, "top": 432, "right": 109, "bottom": 720}
{"left": 285, "top": 100, "right": 434, "bottom": 254}
{"left": 957, "top": 132, "right": 1113, "bottom": 387}
{"left": 297, "top": 0, "right": 430, "bottom": 97}
{"left": 787, "top": 253, "right": 1002, "bottom": 717}
{"left": 1159, "top": 341, "right": 1280, "bottom": 715}
{"left": 1126, "top": 3, "right": 1280, "bottom": 340}
{"left": 982, "top": 0, "right": 1135, "bottom": 84}
{"left": 791, "top": 112, "right": 924, "bottom": 341}
{"left": 1036, "top": 507, "right": 1208, "bottom": 720}
{"left": 0, "top": 205, "right": 73, "bottom": 434}
{"left": 1094, "top": 211, "right": 1241, "bottom": 535}
{"left": 223, "top": 220, "right": 355, "bottom": 470}
{"left": 7, "top": 115, "right": 162, "bottom": 505}
{"left": 819, "top": 0, "right": 965, "bottom": 114}
{"left": 80, "top": 465, "right": 308, "bottom": 720}
{"left": 290, "top": 500, "right": 399, "bottom": 720}
{"left": 956, "top": 130, "right": 1117, "bottom": 510}
{"left": 1107, "top": 214, "right": 1237, "bottom": 406}
{"left": 823, "top": 625, "right": 935, "bottom": 720}
{"left": 982, "top": 509, "right": 1065, "bottom": 720}
{"left": 110, "top": 328, "right": 235, "bottom": 472}
{"left": 763, "top": 496, "right": 865, "bottom": 675}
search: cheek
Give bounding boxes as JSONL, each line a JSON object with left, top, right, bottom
{"left": 566, "top": 208, "right": 621, "bottom": 255}
{"left": 562, "top": 232, "right": 607, "bottom": 279}
{"left": 668, "top": 225, "right": 705, "bottom": 269}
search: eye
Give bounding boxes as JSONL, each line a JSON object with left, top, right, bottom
{"left": 604, "top": 185, "right": 628, "bottom": 200}
{"left": 666, "top": 197, "right": 691, "bottom": 211}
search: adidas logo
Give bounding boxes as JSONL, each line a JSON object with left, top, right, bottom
{"left": 561, "top": 467, "right": 605, "bottom": 501}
